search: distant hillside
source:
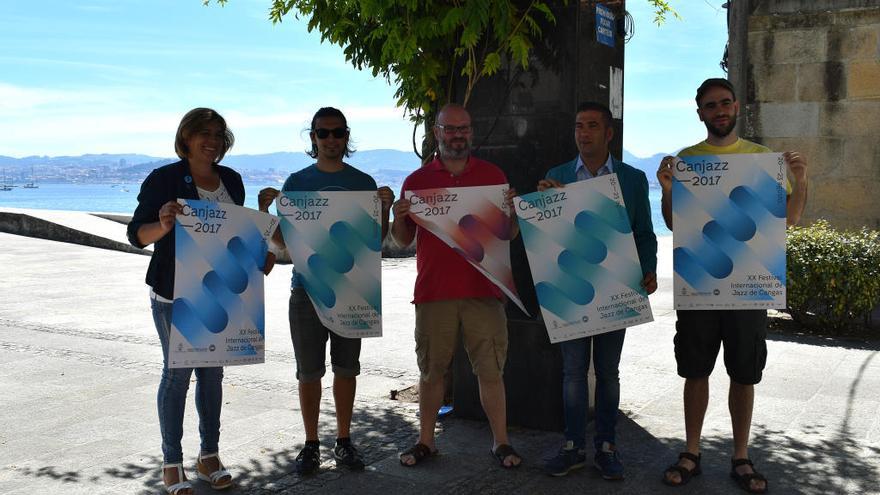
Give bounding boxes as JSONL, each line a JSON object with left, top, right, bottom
{"left": 0, "top": 153, "right": 165, "bottom": 170}
{"left": 622, "top": 150, "right": 670, "bottom": 185}
{"left": 222, "top": 149, "right": 422, "bottom": 173}
{"left": 118, "top": 159, "right": 175, "bottom": 176}
{"left": 1, "top": 149, "right": 671, "bottom": 188}
{"left": 0, "top": 149, "right": 422, "bottom": 173}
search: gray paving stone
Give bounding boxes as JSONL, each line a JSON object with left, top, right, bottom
{"left": 1, "top": 224, "right": 880, "bottom": 494}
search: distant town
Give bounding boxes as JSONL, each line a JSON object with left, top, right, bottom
{"left": 0, "top": 149, "right": 666, "bottom": 187}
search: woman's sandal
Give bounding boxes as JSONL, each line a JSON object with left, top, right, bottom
{"left": 491, "top": 444, "right": 522, "bottom": 469}
{"left": 162, "top": 463, "right": 193, "bottom": 495}
{"left": 662, "top": 452, "right": 702, "bottom": 487}
{"left": 399, "top": 442, "right": 438, "bottom": 467}
{"left": 196, "top": 452, "right": 233, "bottom": 490}
{"left": 730, "top": 458, "right": 768, "bottom": 494}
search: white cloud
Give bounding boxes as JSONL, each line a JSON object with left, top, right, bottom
{"left": 225, "top": 105, "right": 408, "bottom": 129}
{"left": 0, "top": 82, "right": 415, "bottom": 157}
{"left": 0, "top": 55, "right": 158, "bottom": 79}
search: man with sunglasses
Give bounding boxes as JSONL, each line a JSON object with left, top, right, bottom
{"left": 391, "top": 103, "right": 522, "bottom": 470}
{"left": 258, "top": 107, "right": 394, "bottom": 476}
{"left": 538, "top": 101, "right": 657, "bottom": 481}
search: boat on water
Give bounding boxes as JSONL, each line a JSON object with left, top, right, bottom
{"left": 0, "top": 169, "right": 12, "bottom": 191}
{"left": 22, "top": 166, "right": 38, "bottom": 189}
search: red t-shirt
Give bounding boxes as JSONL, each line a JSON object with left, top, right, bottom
{"left": 401, "top": 156, "right": 509, "bottom": 303}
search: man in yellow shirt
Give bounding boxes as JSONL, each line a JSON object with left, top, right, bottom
{"left": 656, "top": 78, "right": 808, "bottom": 494}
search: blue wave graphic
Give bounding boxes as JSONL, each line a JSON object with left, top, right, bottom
{"left": 523, "top": 194, "right": 644, "bottom": 322}
{"left": 173, "top": 214, "right": 267, "bottom": 353}
{"left": 284, "top": 201, "right": 382, "bottom": 318}
{"left": 674, "top": 165, "right": 786, "bottom": 290}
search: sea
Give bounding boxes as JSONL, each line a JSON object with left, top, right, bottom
{"left": 0, "top": 182, "right": 671, "bottom": 236}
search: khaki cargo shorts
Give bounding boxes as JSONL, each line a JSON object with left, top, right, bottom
{"left": 414, "top": 298, "right": 508, "bottom": 383}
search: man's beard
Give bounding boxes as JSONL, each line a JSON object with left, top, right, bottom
{"left": 705, "top": 113, "right": 737, "bottom": 138}
{"left": 438, "top": 138, "right": 470, "bottom": 160}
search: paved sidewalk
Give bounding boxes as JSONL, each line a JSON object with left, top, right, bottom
{"left": 1, "top": 227, "right": 879, "bottom": 494}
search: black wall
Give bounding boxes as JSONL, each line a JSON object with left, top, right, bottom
{"left": 452, "top": 1, "right": 628, "bottom": 430}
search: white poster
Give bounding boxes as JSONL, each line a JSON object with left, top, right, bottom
{"left": 673, "top": 153, "right": 787, "bottom": 309}
{"left": 277, "top": 191, "right": 383, "bottom": 338}
{"left": 406, "top": 184, "right": 527, "bottom": 314}
{"left": 170, "top": 200, "right": 278, "bottom": 368}
{"left": 516, "top": 175, "right": 652, "bottom": 343}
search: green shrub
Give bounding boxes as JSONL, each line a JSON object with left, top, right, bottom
{"left": 786, "top": 220, "right": 880, "bottom": 330}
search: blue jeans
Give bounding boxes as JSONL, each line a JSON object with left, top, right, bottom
{"left": 151, "top": 298, "right": 224, "bottom": 464}
{"left": 559, "top": 329, "right": 625, "bottom": 450}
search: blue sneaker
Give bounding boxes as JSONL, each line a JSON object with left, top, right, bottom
{"left": 594, "top": 442, "right": 624, "bottom": 480}
{"left": 544, "top": 441, "right": 587, "bottom": 477}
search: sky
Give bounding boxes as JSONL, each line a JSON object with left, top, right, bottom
{"left": 0, "top": 0, "right": 729, "bottom": 159}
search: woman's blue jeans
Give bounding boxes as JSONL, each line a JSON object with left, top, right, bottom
{"left": 559, "top": 329, "right": 625, "bottom": 450}
{"left": 151, "top": 298, "right": 224, "bottom": 464}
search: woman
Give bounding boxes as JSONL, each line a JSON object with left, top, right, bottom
{"left": 127, "top": 108, "right": 272, "bottom": 494}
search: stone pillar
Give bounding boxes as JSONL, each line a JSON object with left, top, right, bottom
{"left": 451, "top": 1, "right": 626, "bottom": 431}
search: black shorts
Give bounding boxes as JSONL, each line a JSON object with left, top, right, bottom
{"left": 289, "top": 288, "right": 361, "bottom": 383}
{"left": 674, "top": 309, "right": 767, "bottom": 385}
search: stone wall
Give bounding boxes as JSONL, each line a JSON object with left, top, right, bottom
{"left": 735, "top": 1, "right": 880, "bottom": 229}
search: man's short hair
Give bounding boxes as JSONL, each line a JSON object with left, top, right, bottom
{"left": 575, "top": 101, "right": 613, "bottom": 127}
{"left": 435, "top": 102, "right": 469, "bottom": 124}
{"left": 695, "top": 78, "right": 737, "bottom": 106}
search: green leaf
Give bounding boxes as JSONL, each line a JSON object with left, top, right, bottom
{"left": 481, "top": 51, "right": 502, "bottom": 76}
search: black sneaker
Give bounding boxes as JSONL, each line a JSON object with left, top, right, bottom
{"left": 334, "top": 441, "right": 365, "bottom": 471}
{"left": 544, "top": 440, "right": 587, "bottom": 477}
{"left": 594, "top": 442, "right": 624, "bottom": 480}
{"left": 295, "top": 442, "right": 320, "bottom": 475}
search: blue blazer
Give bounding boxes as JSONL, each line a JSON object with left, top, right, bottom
{"left": 545, "top": 156, "right": 657, "bottom": 275}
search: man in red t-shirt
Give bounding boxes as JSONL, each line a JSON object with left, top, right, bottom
{"left": 392, "top": 103, "right": 522, "bottom": 469}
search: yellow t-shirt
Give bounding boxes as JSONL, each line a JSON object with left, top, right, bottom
{"left": 678, "top": 138, "right": 791, "bottom": 194}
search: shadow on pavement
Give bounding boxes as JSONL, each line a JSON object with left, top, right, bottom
{"left": 767, "top": 331, "right": 880, "bottom": 351}
{"left": 114, "top": 398, "right": 419, "bottom": 494}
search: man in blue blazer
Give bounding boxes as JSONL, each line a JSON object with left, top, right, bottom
{"left": 539, "top": 101, "right": 657, "bottom": 480}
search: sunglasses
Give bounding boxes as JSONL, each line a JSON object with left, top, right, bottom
{"left": 313, "top": 127, "right": 349, "bottom": 139}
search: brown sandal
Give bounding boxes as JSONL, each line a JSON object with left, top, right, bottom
{"left": 662, "top": 452, "right": 702, "bottom": 487}
{"left": 399, "top": 442, "right": 438, "bottom": 467}
{"left": 730, "top": 458, "right": 768, "bottom": 493}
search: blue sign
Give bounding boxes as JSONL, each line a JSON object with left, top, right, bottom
{"left": 596, "top": 4, "right": 615, "bottom": 47}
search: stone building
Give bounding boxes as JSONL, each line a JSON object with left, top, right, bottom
{"left": 727, "top": 0, "right": 880, "bottom": 229}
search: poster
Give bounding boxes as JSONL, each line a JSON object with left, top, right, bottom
{"left": 515, "top": 175, "right": 653, "bottom": 342}
{"left": 406, "top": 184, "right": 527, "bottom": 314}
{"left": 170, "top": 199, "right": 278, "bottom": 368}
{"left": 673, "top": 153, "right": 787, "bottom": 309}
{"left": 277, "top": 191, "right": 383, "bottom": 338}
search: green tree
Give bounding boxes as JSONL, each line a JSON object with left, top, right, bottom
{"left": 208, "top": 0, "right": 677, "bottom": 157}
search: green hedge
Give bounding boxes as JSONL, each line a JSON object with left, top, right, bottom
{"left": 787, "top": 220, "right": 880, "bottom": 330}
